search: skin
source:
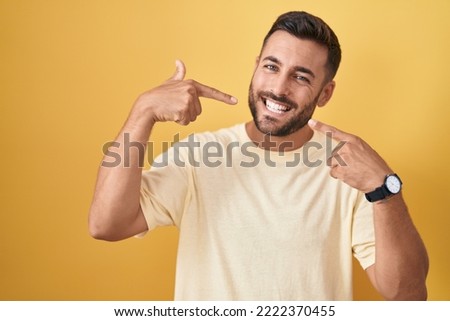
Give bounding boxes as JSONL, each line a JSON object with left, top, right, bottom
{"left": 246, "top": 31, "right": 335, "bottom": 151}
{"left": 89, "top": 30, "right": 428, "bottom": 300}
{"left": 246, "top": 32, "right": 429, "bottom": 299}
{"left": 309, "top": 119, "right": 429, "bottom": 300}
{"left": 88, "top": 60, "right": 237, "bottom": 241}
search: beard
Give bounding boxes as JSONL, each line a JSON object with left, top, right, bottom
{"left": 248, "top": 83, "right": 319, "bottom": 137}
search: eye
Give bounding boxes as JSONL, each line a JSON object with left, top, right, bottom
{"left": 263, "top": 64, "right": 278, "bottom": 72}
{"left": 295, "top": 75, "right": 311, "bottom": 84}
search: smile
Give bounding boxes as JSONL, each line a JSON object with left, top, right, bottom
{"left": 264, "top": 99, "right": 292, "bottom": 114}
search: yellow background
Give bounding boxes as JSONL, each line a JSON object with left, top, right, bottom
{"left": 1, "top": 0, "right": 449, "bottom": 300}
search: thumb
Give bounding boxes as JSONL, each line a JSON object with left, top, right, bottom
{"left": 169, "top": 59, "right": 186, "bottom": 81}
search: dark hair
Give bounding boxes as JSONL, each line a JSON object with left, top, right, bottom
{"left": 263, "top": 11, "right": 341, "bottom": 81}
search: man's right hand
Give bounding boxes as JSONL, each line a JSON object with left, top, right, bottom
{"left": 89, "top": 60, "right": 238, "bottom": 241}
{"left": 133, "top": 60, "right": 238, "bottom": 126}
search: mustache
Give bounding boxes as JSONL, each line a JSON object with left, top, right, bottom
{"left": 258, "top": 91, "right": 298, "bottom": 110}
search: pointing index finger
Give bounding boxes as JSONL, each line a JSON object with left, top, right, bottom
{"left": 308, "top": 119, "right": 352, "bottom": 141}
{"left": 194, "top": 81, "right": 238, "bottom": 105}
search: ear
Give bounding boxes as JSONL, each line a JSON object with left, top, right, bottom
{"left": 317, "top": 81, "right": 336, "bottom": 107}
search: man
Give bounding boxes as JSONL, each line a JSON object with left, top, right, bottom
{"left": 89, "top": 11, "right": 428, "bottom": 300}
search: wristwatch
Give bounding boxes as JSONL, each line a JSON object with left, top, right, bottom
{"left": 365, "top": 174, "right": 402, "bottom": 202}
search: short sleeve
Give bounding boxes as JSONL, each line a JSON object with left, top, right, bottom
{"left": 139, "top": 145, "right": 192, "bottom": 233}
{"left": 352, "top": 192, "right": 375, "bottom": 269}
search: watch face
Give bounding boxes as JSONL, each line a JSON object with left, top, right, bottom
{"left": 386, "top": 175, "right": 402, "bottom": 194}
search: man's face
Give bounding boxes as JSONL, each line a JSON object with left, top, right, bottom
{"left": 249, "top": 30, "right": 331, "bottom": 136}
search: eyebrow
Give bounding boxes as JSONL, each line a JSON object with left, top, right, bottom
{"left": 262, "top": 55, "right": 316, "bottom": 79}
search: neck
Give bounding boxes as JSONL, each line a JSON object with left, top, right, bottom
{"left": 245, "top": 121, "right": 314, "bottom": 152}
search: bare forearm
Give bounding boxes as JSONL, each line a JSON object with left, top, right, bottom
{"left": 89, "top": 105, "right": 155, "bottom": 240}
{"left": 370, "top": 194, "right": 429, "bottom": 300}
{"left": 307, "top": 120, "right": 429, "bottom": 299}
{"left": 88, "top": 61, "right": 237, "bottom": 241}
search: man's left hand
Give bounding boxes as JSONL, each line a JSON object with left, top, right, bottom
{"left": 308, "top": 119, "right": 393, "bottom": 193}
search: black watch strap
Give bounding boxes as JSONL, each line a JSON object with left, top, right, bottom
{"left": 365, "top": 185, "right": 390, "bottom": 202}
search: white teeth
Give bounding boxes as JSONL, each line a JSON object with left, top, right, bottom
{"left": 266, "top": 100, "right": 290, "bottom": 114}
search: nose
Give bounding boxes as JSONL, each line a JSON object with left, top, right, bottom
{"left": 270, "top": 74, "right": 291, "bottom": 97}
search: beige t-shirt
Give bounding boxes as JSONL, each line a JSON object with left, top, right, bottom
{"left": 140, "top": 123, "right": 375, "bottom": 300}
